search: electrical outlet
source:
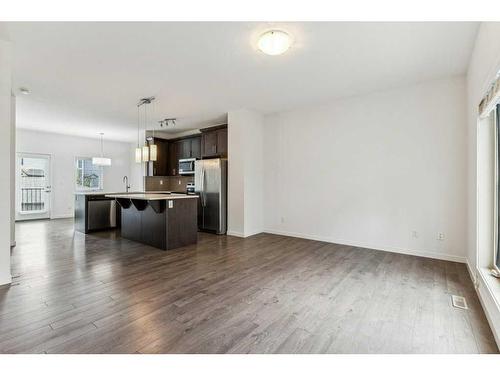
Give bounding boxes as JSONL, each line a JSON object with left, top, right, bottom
{"left": 437, "top": 232, "right": 445, "bottom": 241}
{"left": 168, "top": 200, "right": 173, "bottom": 208}
{"left": 178, "top": 180, "right": 181, "bottom": 185}
{"left": 280, "top": 217, "right": 285, "bottom": 224}
{"left": 160, "top": 180, "right": 163, "bottom": 185}
{"left": 412, "top": 230, "right": 418, "bottom": 238}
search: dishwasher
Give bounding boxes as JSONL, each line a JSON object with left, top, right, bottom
{"left": 75, "top": 194, "right": 118, "bottom": 233}
{"left": 87, "top": 196, "right": 117, "bottom": 231}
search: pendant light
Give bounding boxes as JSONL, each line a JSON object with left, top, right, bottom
{"left": 149, "top": 100, "right": 157, "bottom": 161}
{"left": 141, "top": 101, "right": 150, "bottom": 162}
{"left": 135, "top": 97, "right": 155, "bottom": 163}
{"left": 149, "top": 140, "right": 157, "bottom": 161}
{"left": 92, "top": 133, "right": 112, "bottom": 166}
{"left": 135, "top": 106, "right": 142, "bottom": 163}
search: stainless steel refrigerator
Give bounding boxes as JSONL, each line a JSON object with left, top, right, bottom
{"left": 194, "top": 158, "right": 227, "bottom": 234}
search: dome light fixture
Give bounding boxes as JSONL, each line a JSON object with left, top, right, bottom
{"left": 257, "top": 30, "right": 292, "bottom": 56}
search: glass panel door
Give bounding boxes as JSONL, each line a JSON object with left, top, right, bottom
{"left": 16, "top": 153, "right": 51, "bottom": 221}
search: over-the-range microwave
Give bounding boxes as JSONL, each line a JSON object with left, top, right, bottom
{"left": 179, "top": 158, "right": 196, "bottom": 175}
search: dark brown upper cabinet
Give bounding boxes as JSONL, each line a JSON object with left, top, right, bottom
{"left": 176, "top": 136, "right": 202, "bottom": 160}
{"left": 201, "top": 125, "right": 228, "bottom": 158}
{"left": 190, "top": 136, "right": 201, "bottom": 159}
{"left": 216, "top": 128, "right": 227, "bottom": 156}
{"left": 202, "top": 131, "right": 218, "bottom": 158}
{"left": 177, "top": 139, "right": 191, "bottom": 160}
{"left": 146, "top": 132, "right": 210, "bottom": 176}
{"left": 167, "top": 141, "right": 178, "bottom": 176}
{"left": 164, "top": 135, "right": 202, "bottom": 176}
{"left": 147, "top": 138, "right": 169, "bottom": 176}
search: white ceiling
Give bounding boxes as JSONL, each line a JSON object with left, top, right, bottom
{"left": 7, "top": 22, "right": 479, "bottom": 142}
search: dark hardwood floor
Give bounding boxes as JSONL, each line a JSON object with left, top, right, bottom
{"left": 0, "top": 218, "right": 497, "bottom": 353}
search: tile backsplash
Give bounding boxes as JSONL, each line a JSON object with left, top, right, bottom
{"left": 144, "top": 176, "right": 194, "bottom": 193}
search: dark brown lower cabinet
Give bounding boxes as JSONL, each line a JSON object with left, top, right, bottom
{"left": 116, "top": 197, "right": 198, "bottom": 250}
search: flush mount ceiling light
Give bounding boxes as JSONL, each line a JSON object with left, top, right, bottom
{"left": 257, "top": 30, "right": 293, "bottom": 56}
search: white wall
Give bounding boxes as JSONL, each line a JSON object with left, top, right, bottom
{"left": 0, "top": 38, "right": 12, "bottom": 285}
{"left": 129, "top": 142, "right": 144, "bottom": 192}
{"left": 263, "top": 77, "right": 467, "bottom": 262}
{"left": 16, "top": 129, "right": 135, "bottom": 219}
{"left": 227, "top": 109, "right": 264, "bottom": 237}
{"left": 466, "top": 22, "right": 500, "bottom": 347}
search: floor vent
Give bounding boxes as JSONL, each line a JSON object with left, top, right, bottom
{"left": 451, "top": 295, "right": 468, "bottom": 310}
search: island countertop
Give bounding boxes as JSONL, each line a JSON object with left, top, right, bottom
{"left": 105, "top": 193, "right": 198, "bottom": 201}
{"left": 75, "top": 190, "right": 173, "bottom": 196}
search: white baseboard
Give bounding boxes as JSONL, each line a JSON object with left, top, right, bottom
{"left": 227, "top": 229, "right": 264, "bottom": 238}
{"left": 50, "top": 214, "right": 74, "bottom": 220}
{"left": 226, "top": 230, "right": 245, "bottom": 238}
{"left": 465, "top": 258, "right": 477, "bottom": 285}
{"left": 263, "top": 228, "right": 467, "bottom": 263}
{"left": 0, "top": 273, "right": 12, "bottom": 287}
{"left": 243, "top": 228, "right": 264, "bottom": 237}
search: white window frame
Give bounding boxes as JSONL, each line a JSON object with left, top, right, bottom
{"left": 75, "top": 157, "right": 104, "bottom": 191}
{"left": 494, "top": 105, "right": 500, "bottom": 272}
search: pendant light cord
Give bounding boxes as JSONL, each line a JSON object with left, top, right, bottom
{"left": 137, "top": 105, "right": 140, "bottom": 147}
{"left": 152, "top": 99, "right": 155, "bottom": 139}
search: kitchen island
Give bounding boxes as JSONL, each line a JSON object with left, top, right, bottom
{"left": 105, "top": 193, "right": 198, "bottom": 251}
{"left": 74, "top": 190, "right": 173, "bottom": 234}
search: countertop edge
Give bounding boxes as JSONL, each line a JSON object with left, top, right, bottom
{"left": 105, "top": 194, "right": 198, "bottom": 201}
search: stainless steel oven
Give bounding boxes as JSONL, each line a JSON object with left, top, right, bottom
{"left": 179, "top": 158, "right": 196, "bottom": 175}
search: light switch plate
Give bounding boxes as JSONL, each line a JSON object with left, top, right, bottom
{"left": 168, "top": 200, "right": 173, "bottom": 208}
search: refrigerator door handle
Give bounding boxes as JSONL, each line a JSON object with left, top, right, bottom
{"left": 202, "top": 167, "right": 207, "bottom": 207}
{"left": 199, "top": 165, "right": 204, "bottom": 207}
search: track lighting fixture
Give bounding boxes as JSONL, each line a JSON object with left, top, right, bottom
{"left": 158, "top": 118, "right": 176, "bottom": 128}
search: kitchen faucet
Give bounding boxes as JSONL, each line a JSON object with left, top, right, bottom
{"left": 123, "top": 176, "right": 130, "bottom": 192}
